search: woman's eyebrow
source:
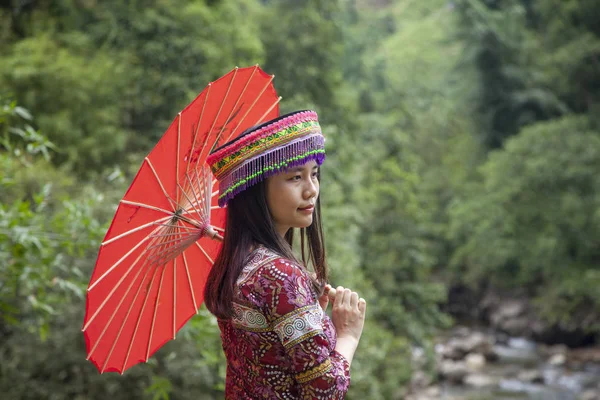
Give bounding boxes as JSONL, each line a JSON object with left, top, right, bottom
{"left": 288, "top": 165, "right": 319, "bottom": 173}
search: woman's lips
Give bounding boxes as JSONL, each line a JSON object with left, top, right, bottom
{"left": 298, "top": 205, "right": 314, "bottom": 214}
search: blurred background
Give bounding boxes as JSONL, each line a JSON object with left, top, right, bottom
{"left": 1, "top": 0, "right": 599, "bottom": 399}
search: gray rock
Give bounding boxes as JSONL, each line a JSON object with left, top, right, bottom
{"left": 549, "top": 353, "right": 567, "bottom": 366}
{"left": 439, "top": 360, "right": 468, "bottom": 384}
{"left": 405, "top": 386, "right": 441, "bottom": 400}
{"left": 517, "top": 369, "right": 544, "bottom": 383}
{"left": 491, "top": 300, "right": 526, "bottom": 324}
{"left": 465, "top": 353, "right": 486, "bottom": 372}
{"left": 464, "top": 373, "right": 499, "bottom": 388}
{"left": 410, "top": 370, "right": 432, "bottom": 390}
{"left": 501, "top": 317, "right": 530, "bottom": 336}
{"left": 542, "top": 344, "right": 568, "bottom": 357}
{"left": 581, "top": 389, "right": 600, "bottom": 400}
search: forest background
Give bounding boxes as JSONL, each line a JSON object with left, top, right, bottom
{"left": 1, "top": 0, "right": 599, "bottom": 399}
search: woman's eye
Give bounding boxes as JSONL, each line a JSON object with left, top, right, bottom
{"left": 312, "top": 172, "right": 319, "bottom": 178}
{"left": 290, "top": 175, "right": 302, "bottom": 181}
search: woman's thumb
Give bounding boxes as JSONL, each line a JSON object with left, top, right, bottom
{"left": 318, "top": 284, "right": 332, "bottom": 310}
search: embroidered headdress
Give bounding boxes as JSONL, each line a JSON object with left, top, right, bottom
{"left": 207, "top": 110, "right": 325, "bottom": 207}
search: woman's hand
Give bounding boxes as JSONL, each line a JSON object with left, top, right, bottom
{"left": 328, "top": 286, "right": 366, "bottom": 366}
{"left": 331, "top": 286, "right": 366, "bottom": 342}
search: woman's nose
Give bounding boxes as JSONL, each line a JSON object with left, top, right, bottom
{"left": 303, "top": 178, "right": 318, "bottom": 199}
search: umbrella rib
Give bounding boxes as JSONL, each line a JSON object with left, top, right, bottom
{"left": 83, "top": 226, "right": 162, "bottom": 330}
{"left": 87, "top": 225, "right": 162, "bottom": 293}
{"left": 193, "top": 165, "right": 212, "bottom": 216}
{"left": 145, "top": 157, "right": 178, "bottom": 211}
{"left": 215, "top": 65, "right": 252, "bottom": 144}
{"left": 201, "top": 167, "right": 212, "bottom": 217}
{"left": 102, "top": 214, "right": 171, "bottom": 246}
{"left": 145, "top": 223, "right": 198, "bottom": 266}
{"left": 192, "top": 166, "right": 210, "bottom": 209}
{"left": 176, "top": 112, "right": 181, "bottom": 205}
{"left": 176, "top": 204, "right": 204, "bottom": 232}
{"left": 177, "top": 181, "right": 204, "bottom": 225}
{"left": 173, "top": 248, "right": 177, "bottom": 339}
{"left": 189, "top": 83, "right": 211, "bottom": 175}
{"left": 181, "top": 252, "right": 199, "bottom": 313}
{"left": 177, "top": 169, "right": 207, "bottom": 224}
{"left": 86, "top": 252, "right": 153, "bottom": 361}
{"left": 189, "top": 166, "right": 212, "bottom": 224}
{"left": 119, "top": 200, "right": 173, "bottom": 218}
{"left": 167, "top": 209, "right": 201, "bottom": 230}
{"left": 146, "top": 263, "right": 169, "bottom": 361}
{"left": 194, "top": 241, "right": 214, "bottom": 264}
{"left": 175, "top": 214, "right": 203, "bottom": 228}
{"left": 122, "top": 264, "right": 161, "bottom": 373}
{"left": 151, "top": 231, "right": 200, "bottom": 264}
{"left": 254, "top": 96, "right": 282, "bottom": 126}
{"left": 205, "top": 67, "right": 238, "bottom": 154}
{"left": 213, "top": 226, "right": 225, "bottom": 233}
{"left": 213, "top": 66, "right": 257, "bottom": 148}
{"left": 184, "top": 171, "right": 206, "bottom": 223}
{"left": 100, "top": 258, "right": 155, "bottom": 373}
{"left": 146, "top": 232, "right": 198, "bottom": 250}
{"left": 226, "top": 74, "right": 275, "bottom": 143}
{"left": 154, "top": 223, "right": 198, "bottom": 232}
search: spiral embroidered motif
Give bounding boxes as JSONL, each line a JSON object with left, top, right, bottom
{"left": 274, "top": 304, "right": 323, "bottom": 349}
{"left": 232, "top": 302, "right": 269, "bottom": 331}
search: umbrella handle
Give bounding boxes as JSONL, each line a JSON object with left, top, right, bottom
{"left": 204, "top": 226, "right": 223, "bottom": 242}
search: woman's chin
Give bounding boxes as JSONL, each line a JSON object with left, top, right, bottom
{"left": 293, "top": 216, "right": 313, "bottom": 229}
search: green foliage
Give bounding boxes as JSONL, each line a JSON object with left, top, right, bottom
{"left": 0, "top": 0, "right": 265, "bottom": 176}
{"left": 261, "top": 0, "right": 345, "bottom": 118}
{"left": 358, "top": 130, "right": 451, "bottom": 339}
{"left": 0, "top": 33, "right": 131, "bottom": 173}
{"left": 2, "top": 0, "right": 600, "bottom": 398}
{"left": 454, "top": 0, "right": 568, "bottom": 147}
{"left": 449, "top": 116, "right": 600, "bottom": 330}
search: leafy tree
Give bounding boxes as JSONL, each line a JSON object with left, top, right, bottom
{"left": 261, "top": 0, "right": 345, "bottom": 119}
{"left": 0, "top": 98, "right": 227, "bottom": 400}
{"left": 0, "top": 0, "right": 266, "bottom": 175}
{"left": 454, "top": 0, "right": 567, "bottom": 148}
{"left": 449, "top": 116, "right": 600, "bottom": 332}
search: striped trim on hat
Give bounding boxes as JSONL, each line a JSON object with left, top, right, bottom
{"left": 207, "top": 110, "right": 325, "bottom": 206}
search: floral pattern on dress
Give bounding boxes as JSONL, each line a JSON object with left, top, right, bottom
{"left": 218, "top": 247, "right": 350, "bottom": 399}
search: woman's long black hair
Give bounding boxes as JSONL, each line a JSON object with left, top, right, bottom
{"left": 203, "top": 177, "right": 327, "bottom": 320}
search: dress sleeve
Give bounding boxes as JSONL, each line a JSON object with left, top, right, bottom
{"left": 255, "top": 258, "right": 350, "bottom": 399}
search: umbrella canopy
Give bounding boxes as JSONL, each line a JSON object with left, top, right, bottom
{"left": 82, "top": 66, "right": 280, "bottom": 374}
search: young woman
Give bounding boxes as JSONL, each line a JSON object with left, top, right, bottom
{"left": 204, "top": 110, "right": 366, "bottom": 399}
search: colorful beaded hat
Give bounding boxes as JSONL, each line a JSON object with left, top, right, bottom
{"left": 207, "top": 110, "right": 325, "bottom": 207}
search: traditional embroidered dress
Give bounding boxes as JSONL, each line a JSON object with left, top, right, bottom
{"left": 218, "top": 247, "right": 350, "bottom": 399}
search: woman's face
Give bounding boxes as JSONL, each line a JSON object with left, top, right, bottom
{"left": 265, "top": 160, "right": 320, "bottom": 237}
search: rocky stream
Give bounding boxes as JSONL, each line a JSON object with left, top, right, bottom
{"left": 407, "top": 291, "right": 600, "bottom": 400}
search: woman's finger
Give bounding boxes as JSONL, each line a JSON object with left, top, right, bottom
{"left": 342, "top": 288, "right": 351, "bottom": 305}
{"left": 350, "top": 292, "right": 359, "bottom": 309}
{"left": 327, "top": 285, "right": 337, "bottom": 300}
{"left": 335, "top": 286, "right": 345, "bottom": 306}
{"left": 318, "top": 285, "right": 330, "bottom": 310}
{"left": 358, "top": 298, "right": 367, "bottom": 314}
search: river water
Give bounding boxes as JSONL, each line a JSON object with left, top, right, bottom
{"left": 435, "top": 337, "right": 600, "bottom": 400}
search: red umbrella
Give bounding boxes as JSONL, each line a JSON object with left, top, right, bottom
{"left": 82, "top": 65, "right": 280, "bottom": 374}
